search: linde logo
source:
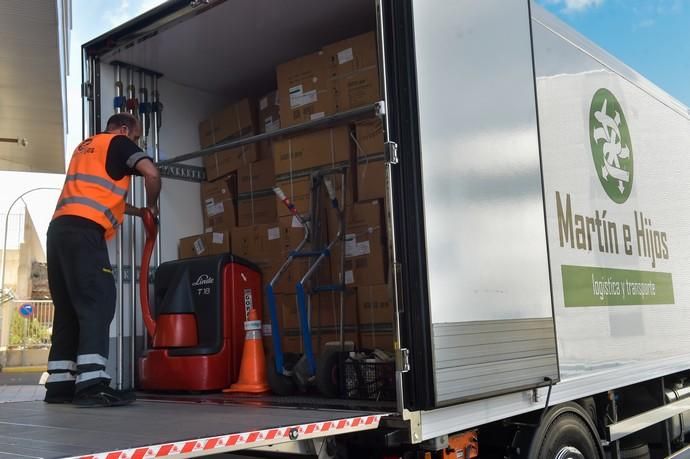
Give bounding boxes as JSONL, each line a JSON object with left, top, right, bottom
{"left": 192, "top": 274, "right": 214, "bottom": 287}
{"left": 589, "top": 88, "right": 634, "bottom": 204}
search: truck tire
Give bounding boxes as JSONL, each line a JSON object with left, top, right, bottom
{"left": 267, "top": 353, "right": 299, "bottom": 396}
{"left": 316, "top": 349, "right": 340, "bottom": 398}
{"left": 535, "top": 413, "right": 599, "bottom": 459}
{"left": 528, "top": 403, "right": 603, "bottom": 459}
{"left": 620, "top": 443, "right": 650, "bottom": 459}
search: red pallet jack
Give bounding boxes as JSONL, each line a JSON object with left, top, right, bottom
{"left": 137, "top": 209, "right": 263, "bottom": 391}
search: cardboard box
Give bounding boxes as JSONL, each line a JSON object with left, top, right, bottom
{"left": 283, "top": 329, "right": 358, "bottom": 354}
{"left": 237, "top": 159, "right": 275, "bottom": 195}
{"left": 272, "top": 126, "right": 351, "bottom": 176}
{"left": 356, "top": 158, "right": 385, "bottom": 202}
{"left": 325, "top": 32, "right": 380, "bottom": 113}
{"left": 360, "top": 331, "right": 393, "bottom": 352}
{"left": 259, "top": 90, "right": 281, "bottom": 133}
{"left": 332, "top": 67, "right": 380, "bottom": 112}
{"left": 237, "top": 191, "right": 277, "bottom": 227}
{"left": 179, "top": 231, "right": 231, "bottom": 259}
{"left": 200, "top": 178, "right": 236, "bottom": 231}
{"left": 357, "top": 284, "right": 393, "bottom": 326}
{"left": 198, "top": 98, "right": 256, "bottom": 148}
{"left": 277, "top": 51, "right": 335, "bottom": 128}
{"left": 315, "top": 289, "right": 358, "bottom": 327}
{"left": 354, "top": 119, "right": 384, "bottom": 156}
{"left": 332, "top": 200, "right": 386, "bottom": 286}
{"left": 203, "top": 142, "right": 258, "bottom": 182}
{"left": 324, "top": 32, "right": 379, "bottom": 77}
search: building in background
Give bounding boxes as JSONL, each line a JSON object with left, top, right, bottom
{"left": 0, "top": 0, "right": 71, "bottom": 173}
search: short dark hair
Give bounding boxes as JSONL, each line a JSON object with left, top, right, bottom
{"left": 106, "top": 113, "right": 139, "bottom": 132}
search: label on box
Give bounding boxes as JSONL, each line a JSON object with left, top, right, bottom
{"left": 345, "top": 234, "right": 357, "bottom": 257}
{"left": 206, "top": 201, "right": 224, "bottom": 217}
{"left": 356, "top": 240, "right": 371, "bottom": 256}
{"left": 262, "top": 323, "right": 272, "bottom": 336}
{"left": 212, "top": 232, "right": 224, "bottom": 244}
{"left": 310, "top": 112, "right": 325, "bottom": 120}
{"left": 344, "top": 270, "right": 354, "bottom": 285}
{"left": 260, "top": 97, "right": 268, "bottom": 110}
{"left": 265, "top": 119, "right": 280, "bottom": 132}
{"left": 193, "top": 238, "right": 205, "bottom": 255}
{"left": 267, "top": 226, "right": 280, "bottom": 241}
{"left": 290, "top": 89, "right": 318, "bottom": 109}
{"left": 338, "top": 47, "right": 354, "bottom": 64}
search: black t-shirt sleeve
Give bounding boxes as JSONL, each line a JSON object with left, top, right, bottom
{"left": 105, "top": 135, "right": 151, "bottom": 180}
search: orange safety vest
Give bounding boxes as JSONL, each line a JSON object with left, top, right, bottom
{"left": 53, "top": 133, "right": 131, "bottom": 240}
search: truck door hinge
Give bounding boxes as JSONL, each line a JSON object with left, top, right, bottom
{"left": 385, "top": 141, "right": 399, "bottom": 165}
{"left": 397, "top": 348, "right": 410, "bottom": 373}
{"left": 82, "top": 82, "right": 93, "bottom": 100}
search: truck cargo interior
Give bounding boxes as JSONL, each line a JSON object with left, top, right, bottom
{"left": 90, "top": 0, "right": 396, "bottom": 409}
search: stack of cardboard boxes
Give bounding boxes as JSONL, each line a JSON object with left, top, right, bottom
{"left": 178, "top": 31, "right": 393, "bottom": 355}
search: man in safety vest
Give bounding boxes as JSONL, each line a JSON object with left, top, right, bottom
{"left": 44, "top": 112, "right": 161, "bottom": 407}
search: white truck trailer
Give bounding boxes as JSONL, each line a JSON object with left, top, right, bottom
{"left": 3, "top": 1, "right": 690, "bottom": 458}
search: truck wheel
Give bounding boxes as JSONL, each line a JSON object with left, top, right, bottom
{"left": 528, "top": 403, "right": 603, "bottom": 459}
{"left": 620, "top": 443, "right": 650, "bottom": 459}
{"left": 267, "top": 353, "right": 298, "bottom": 396}
{"left": 534, "top": 413, "right": 600, "bottom": 459}
{"left": 316, "top": 349, "right": 340, "bottom": 398}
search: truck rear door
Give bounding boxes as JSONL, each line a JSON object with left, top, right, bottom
{"left": 382, "top": 0, "right": 559, "bottom": 410}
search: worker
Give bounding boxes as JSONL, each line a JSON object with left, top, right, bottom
{"left": 44, "top": 113, "right": 161, "bottom": 407}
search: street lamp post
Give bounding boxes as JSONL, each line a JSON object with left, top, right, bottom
{"left": 0, "top": 187, "right": 61, "bottom": 353}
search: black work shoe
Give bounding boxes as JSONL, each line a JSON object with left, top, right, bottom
{"left": 44, "top": 392, "right": 74, "bottom": 404}
{"left": 73, "top": 383, "right": 136, "bottom": 408}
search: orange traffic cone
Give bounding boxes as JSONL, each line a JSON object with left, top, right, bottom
{"left": 224, "top": 308, "right": 270, "bottom": 394}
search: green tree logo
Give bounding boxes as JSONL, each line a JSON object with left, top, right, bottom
{"left": 590, "top": 88, "right": 633, "bottom": 203}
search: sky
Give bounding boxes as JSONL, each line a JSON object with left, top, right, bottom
{"left": 0, "top": 0, "right": 688, "bottom": 255}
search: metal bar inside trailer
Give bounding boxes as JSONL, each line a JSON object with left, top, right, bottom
{"left": 0, "top": 400, "right": 387, "bottom": 458}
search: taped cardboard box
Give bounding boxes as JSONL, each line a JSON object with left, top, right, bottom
{"left": 179, "top": 231, "right": 231, "bottom": 259}
{"left": 283, "top": 328, "right": 358, "bottom": 354}
{"left": 198, "top": 98, "right": 256, "bottom": 148}
{"left": 324, "top": 32, "right": 379, "bottom": 77}
{"left": 356, "top": 158, "right": 385, "bottom": 202}
{"left": 277, "top": 51, "right": 335, "bottom": 128}
{"left": 360, "top": 331, "right": 393, "bottom": 352}
{"left": 200, "top": 178, "right": 236, "bottom": 231}
{"left": 237, "top": 158, "right": 275, "bottom": 195}
{"left": 315, "top": 289, "right": 358, "bottom": 327}
{"left": 354, "top": 118, "right": 384, "bottom": 156}
{"left": 258, "top": 90, "right": 281, "bottom": 133}
{"left": 332, "top": 200, "right": 386, "bottom": 286}
{"left": 203, "top": 142, "right": 259, "bottom": 182}
{"left": 325, "top": 32, "right": 380, "bottom": 113}
{"left": 236, "top": 190, "right": 277, "bottom": 226}
{"left": 357, "top": 284, "right": 393, "bottom": 326}
{"left": 272, "top": 126, "right": 351, "bottom": 176}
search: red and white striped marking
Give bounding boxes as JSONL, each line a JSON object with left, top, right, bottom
{"left": 70, "top": 414, "right": 385, "bottom": 459}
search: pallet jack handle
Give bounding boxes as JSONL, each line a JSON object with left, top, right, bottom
{"left": 140, "top": 208, "right": 158, "bottom": 338}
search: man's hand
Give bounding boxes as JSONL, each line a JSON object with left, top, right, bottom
{"left": 125, "top": 203, "right": 143, "bottom": 217}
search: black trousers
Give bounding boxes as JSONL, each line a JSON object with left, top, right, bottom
{"left": 45, "top": 221, "right": 116, "bottom": 393}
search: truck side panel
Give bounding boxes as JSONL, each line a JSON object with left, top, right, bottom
{"left": 410, "top": 0, "right": 558, "bottom": 405}
{"left": 533, "top": 9, "right": 690, "bottom": 379}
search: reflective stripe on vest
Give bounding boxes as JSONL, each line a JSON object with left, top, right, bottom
{"left": 55, "top": 197, "right": 120, "bottom": 229}
{"left": 65, "top": 173, "right": 128, "bottom": 197}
